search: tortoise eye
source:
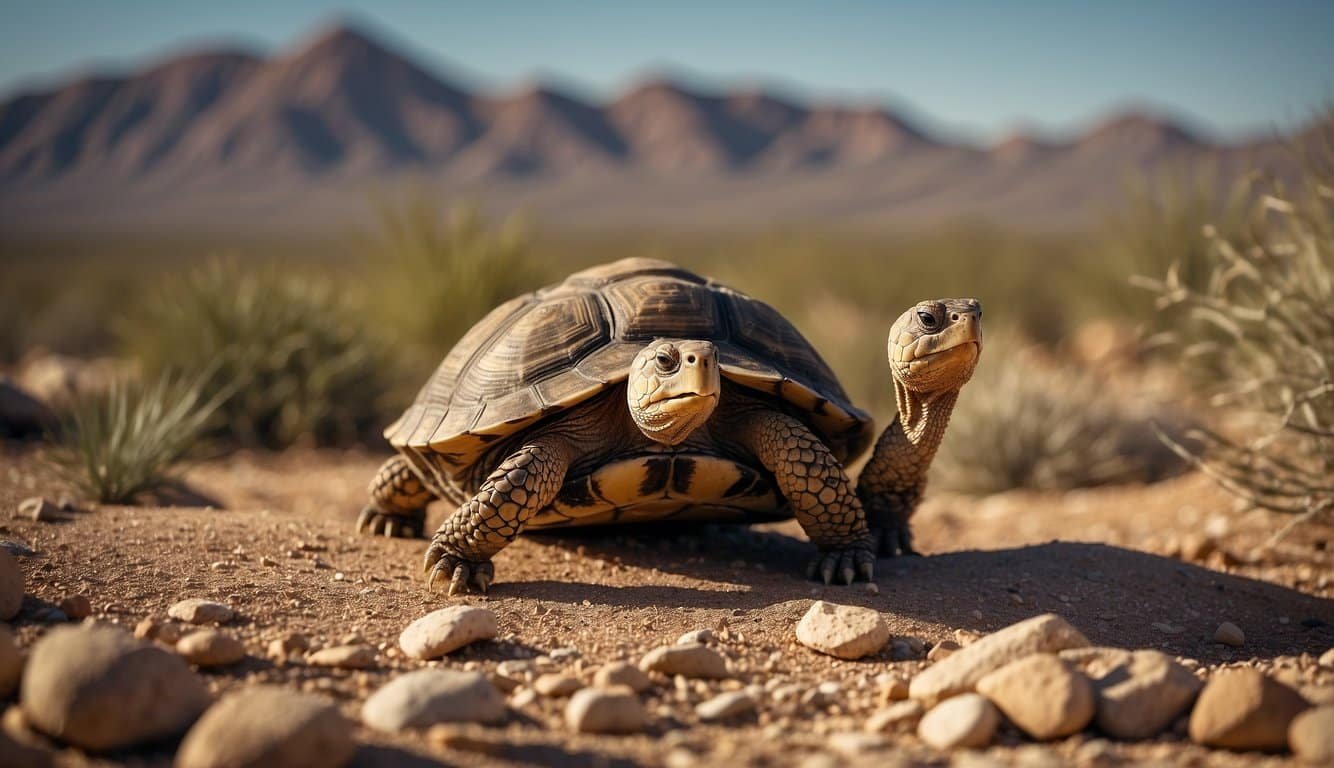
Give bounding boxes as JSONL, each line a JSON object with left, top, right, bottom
{"left": 917, "top": 310, "right": 938, "bottom": 328}
{"left": 655, "top": 350, "right": 678, "bottom": 372}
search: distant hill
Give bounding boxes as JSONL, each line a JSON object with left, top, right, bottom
{"left": 0, "top": 23, "right": 1299, "bottom": 236}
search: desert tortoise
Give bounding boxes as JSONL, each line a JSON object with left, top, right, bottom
{"left": 358, "top": 257, "right": 981, "bottom": 594}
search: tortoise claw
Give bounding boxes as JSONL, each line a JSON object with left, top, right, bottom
{"left": 423, "top": 540, "right": 497, "bottom": 597}
{"left": 808, "top": 547, "right": 876, "bottom": 585}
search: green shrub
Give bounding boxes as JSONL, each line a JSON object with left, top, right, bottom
{"left": 50, "top": 371, "right": 220, "bottom": 503}
{"left": 932, "top": 334, "right": 1186, "bottom": 494}
{"left": 120, "top": 260, "right": 391, "bottom": 448}
{"left": 362, "top": 196, "right": 541, "bottom": 377}
{"left": 1137, "top": 115, "right": 1333, "bottom": 529}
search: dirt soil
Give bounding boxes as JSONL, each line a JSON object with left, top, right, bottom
{"left": 3, "top": 443, "right": 1332, "bottom": 767}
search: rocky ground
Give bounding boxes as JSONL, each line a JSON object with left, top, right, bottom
{"left": 2, "top": 444, "right": 1332, "bottom": 766}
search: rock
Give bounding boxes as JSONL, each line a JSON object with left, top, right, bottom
{"left": 1213, "top": 622, "right": 1245, "bottom": 647}
{"left": 20, "top": 624, "right": 209, "bottom": 751}
{"left": 362, "top": 670, "right": 505, "bottom": 731}
{"left": 678, "top": 629, "right": 715, "bottom": 645}
{"left": 639, "top": 644, "right": 728, "bottom": 679}
{"left": 1078, "top": 649, "right": 1201, "bottom": 740}
{"left": 976, "top": 653, "right": 1094, "bottom": 740}
{"left": 176, "top": 630, "right": 246, "bottom": 668}
{"left": 533, "top": 674, "right": 581, "bottom": 697}
{"left": 308, "top": 644, "right": 376, "bottom": 670}
{"left": 1289, "top": 706, "right": 1334, "bottom": 765}
{"left": 0, "top": 625, "right": 23, "bottom": 699}
{"left": 425, "top": 724, "right": 505, "bottom": 755}
{"left": 0, "top": 380, "right": 53, "bottom": 440}
{"left": 916, "top": 693, "right": 999, "bottom": 750}
{"left": 909, "top": 614, "right": 1089, "bottom": 704}
{"left": 593, "top": 661, "right": 652, "bottom": 692}
{"left": 18, "top": 498, "right": 59, "bottom": 523}
{"left": 56, "top": 595, "right": 90, "bottom": 621}
{"left": 398, "top": 605, "right": 498, "bottom": 660}
{"left": 168, "top": 599, "right": 234, "bottom": 625}
{"left": 175, "top": 686, "right": 354, "bottom": 768}
{"left": 266, "top": 633, "right": 309, "bottom": 661}
{"left": 928, "top": 640, "right": 961, "bottom": 662}
{"left": 795, "top": 601, "right": 889, "bottom": 660}
{"left": 565, "top": 686, "right": 646, "bottom": 733}
{"left": 826, "top": 732, "right": 886, "bottom": 757}
{"left": 865, "top": 700, "right": 924, "bottom": 733}
{"left": 0, "top": 549, "right": 22, "bottom": 621}
{"left": 696, "top": 691, "right": 755, "bottom": 722}
{"left": 1188, "top": 668, "right": 1309, "bottom": 751}
{"left": 875, "top": 673, "right": 910, "bottom": 703}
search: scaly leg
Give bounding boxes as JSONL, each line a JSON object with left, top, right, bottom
{"left": 357, "top": 455, "right": 435, "bottom": 538}
{"left": 733, "top": 410, "right": 875, "bottom": 584}
{"left": 423, "top": 436, "right": 571, "bottom": 595}
{"left": 855, "top": 419, "right": 923, "bottom": 557}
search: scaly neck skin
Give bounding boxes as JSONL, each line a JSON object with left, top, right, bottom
{"left": 894, "top": 379, "right": 959, "bottom": 470}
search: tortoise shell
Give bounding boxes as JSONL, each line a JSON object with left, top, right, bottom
{"left": 387, "top": 257, "right": 872, "bottom": 489}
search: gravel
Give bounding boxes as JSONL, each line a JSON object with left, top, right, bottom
{"left": 0, "top": 549, "right": 23, "bottom": 620}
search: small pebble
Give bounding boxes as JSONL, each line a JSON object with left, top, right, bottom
{"left": 1214, "top": 622, "right": 1245, "bottom": 647}
{"left": 168, "top": 599, "right": 234, "bottom": 625}
{"left": 594, "top": 661, "right": 652, "bottom": 692}
{"left": 640, "top": 644, "right": 728, "bottom": 679}
{"left": 533, "top": 674, "right": 581, "bottom": 697}
{"left": 308, "top": 645, "right": 376, "bottom": 670}
{"left": 399, "top": 605, "right": 498, "bottom": 660}
{"left": 696, "top": 691, "right": 755, "bottom": 722}
{"left": 917, "top": 693, "right": 999, "bottom": 750}
{"left": 176, "top": 630, "right": 246, "bottom": 667}
{"left": 58, "top": 595, "right": 91, "bottom": 620}
{"left": 565, "top": 686, "right": 646, "bottom": 733}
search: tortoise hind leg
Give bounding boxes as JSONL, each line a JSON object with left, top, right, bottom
{"left": 358, "top": 455, "right": 434, "bottom": 539}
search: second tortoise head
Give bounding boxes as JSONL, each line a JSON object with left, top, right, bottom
{"left": 889, "top": 298, "right": 982, "bottom": 393}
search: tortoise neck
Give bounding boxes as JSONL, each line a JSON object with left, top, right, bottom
{"left": 894, "top": 379, "right": 958, "bottom": 465}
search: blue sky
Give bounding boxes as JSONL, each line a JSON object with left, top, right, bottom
{"left": 1, "top": 1, "right": 1330, "bottom": 142}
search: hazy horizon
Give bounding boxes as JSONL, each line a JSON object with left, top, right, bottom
{"left": 3, "top": 1, "right": 1331, "bottom": 144}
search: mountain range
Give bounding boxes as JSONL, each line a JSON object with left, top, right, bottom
{"left": 0, "top": 23, "right": 1300, "bottom": 236}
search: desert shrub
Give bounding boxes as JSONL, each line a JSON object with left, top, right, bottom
{"left": 1136, "top": 116, "right": 1333, "bottom": 530}
{"left": 49, "top": 371, "right": 220, "bottom": 503}
{"left": 362, "top": 195, "right": 542, "bottom": 377}
{"left": 932, "top": 334, "right": 1186, "bottom": 494}
{"left": 120, "top": 260, "right": 391, "bottom": 448}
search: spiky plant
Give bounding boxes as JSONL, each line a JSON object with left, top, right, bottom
{"left": 1135, "top": 114, "right": 1333, "bottom": 533}
{"left": 120, "top": 260, "right": 391, "bottom": 448}
{"left": 363, "top": 195, "right": 540, "bottom": 375}
{"left": 50, "top": 372, "right": 220, "bottom": 503}
{"left": 932, "top": 335, "right": 1185, "bottom": 494}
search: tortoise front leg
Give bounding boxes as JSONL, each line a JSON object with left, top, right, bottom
{"left": 357, "top": 455, "right": 435, "bottom": 538}
{"left": 733, "top": 410, "right": 875, "bottom": 584}
{"left": 423, "top": 436, "right": 571, "bottom": 596}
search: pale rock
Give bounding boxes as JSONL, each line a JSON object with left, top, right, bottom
{"left": 176, "top": 630, "right": 246, "bottom": 667}
{"left": 910, "top": 614, "right": 1089, "bottom": 704}
{"left": 18, "top": 498, "right": 59, "bottom": 523}
{"left": 795, "top": 601, "right": 889, "bottom": 660}
{"left": 1318, "top": 648, "right": 1334, "bottom": 670}
{"left": 696, "top": 691, "right": 755, "bottom": 722}
{"left": 175, "top": 687, "right": 354, "bottom": 768}
{"left": 678, "top": 629, "right": 715, "bottom": 645}
{"left": 916, "top": 693, "right": 999, "bottom": 750}
{"left": 533, "top": 674, "right": 581, "bottom": 697}
{"left": 1081, "top": 649, "right": 1201, "bottom": 740}
{"left": 308, "top": 644, "right": 376, "bottom": 670}
{"left": 864, "top": 700, "right": 924, "bottom": 733}
{"left": 398, "top": 605, "right": 497, "bottom": 660}
{"left": 976, "top": 653, "right": 1094, "bottom": 740}
{"left": 168, "top": 599, "right": 234, "bottom": 625}
{"left": 20, "top": 624, "right": 209, "bottom": 751}
{"left": 1188, "top": 668, "right": 1308, "bottom": 750}
{"left": 361, "top": 670, "right": 505, "bottom": 730}
{"left": 928, "top": 640, "right": 961, "bottom": 662}
{"left": 826, "top": 732, "right": 886, "bottom": 756}
{"left": 1289, "top": 706, "right": 1334, "bottom": 765}
{"left": 639, "top": 644, "right": 728, "bottom": 679}
{"left": 565, "top": 686, "right": 646, "bottom": 733}
{"left": 594, "top": 661, "right": 652, "bottom": 692}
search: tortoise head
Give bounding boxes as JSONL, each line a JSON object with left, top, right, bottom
{"left": 627, "top": 339, "right": 721, "bottom": 445}
{"left": 888, "top": 298, "right": 982, "bottom": 393}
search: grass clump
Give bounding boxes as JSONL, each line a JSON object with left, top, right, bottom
{"left": 50, "top": 372, "right": 219, "bottom": 503}
{"left": 121, "top": 260, "right": 391, "bottom": 448}
{"left": 363, "top": 196, "right": 541, "bottom": 375}
{"left": 933, "top": 335, "right": 1185, "bottom": 494}
{"left": 1137, "top": 116, "right": 1334, "bottom": 530}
